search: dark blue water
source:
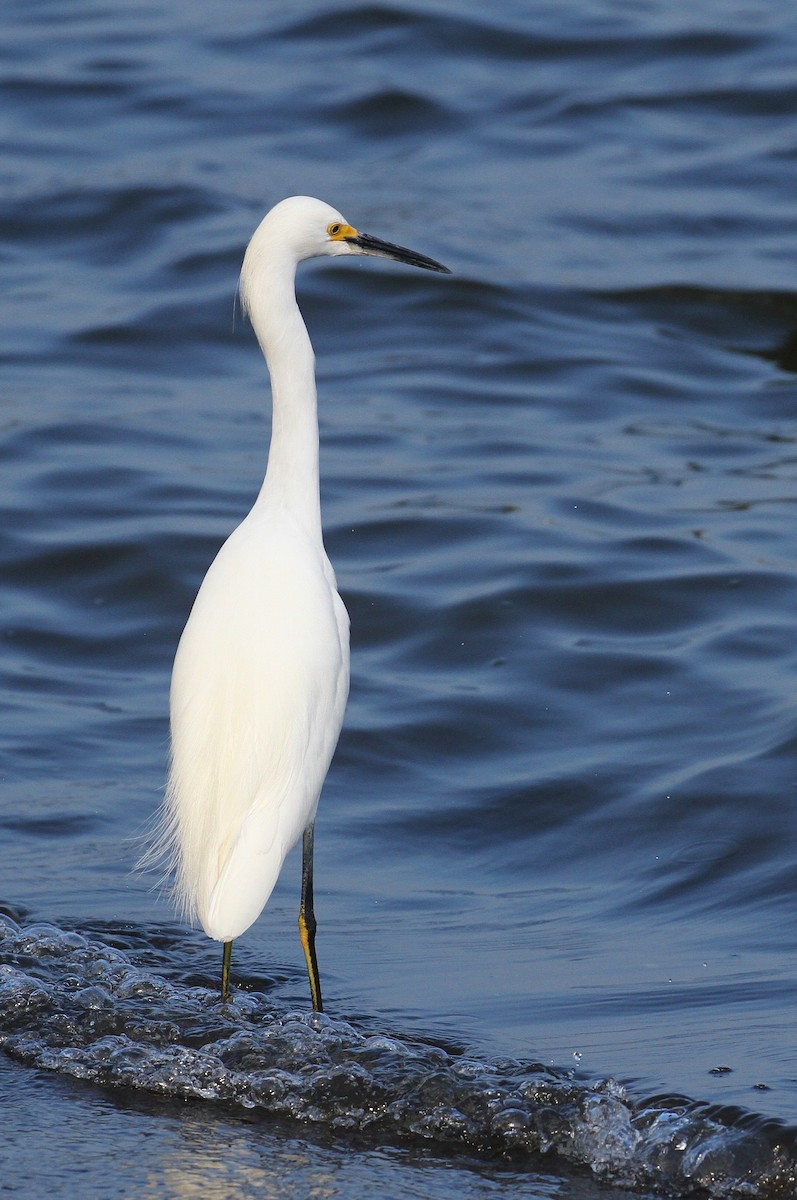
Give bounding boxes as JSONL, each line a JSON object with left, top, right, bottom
{"left": 2, "top": 1, "right": 797, "bottom": 1195}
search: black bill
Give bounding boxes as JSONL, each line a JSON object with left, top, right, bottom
{"left": 345, "top": 231, "right": 451, "bottom": 274}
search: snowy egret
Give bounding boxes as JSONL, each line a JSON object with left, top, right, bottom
{"left": 156, "top": 196, "right": 449, "bottom": 1009}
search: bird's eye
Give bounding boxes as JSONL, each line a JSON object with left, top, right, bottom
{"left": 328, "top": 223, "right": 342, "bottom": 237}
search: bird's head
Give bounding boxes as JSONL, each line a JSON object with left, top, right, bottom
{"left": 244, "top": 195, "right": 451, "bottom": 276}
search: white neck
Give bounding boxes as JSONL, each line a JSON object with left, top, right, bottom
{"left": 244, "top": 256, "right": 321, "bottom": 539}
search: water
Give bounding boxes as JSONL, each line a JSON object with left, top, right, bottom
{"left": 2, "top": 1, "right": 797, "bottom": 1195}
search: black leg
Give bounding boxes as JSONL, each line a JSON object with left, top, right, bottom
{"left": 221, "top": 939, "right": 233, "bottom": 1002}
{"left": 298, "top": 822, "right": 323, "bottom": 1012}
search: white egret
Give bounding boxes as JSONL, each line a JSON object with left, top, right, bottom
{"left": 157, "top": 196, "right": 449, "bottom": 1009}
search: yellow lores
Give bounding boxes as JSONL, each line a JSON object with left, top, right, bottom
{"left": 327, "top": 221, "right": 359, "bottom": 240}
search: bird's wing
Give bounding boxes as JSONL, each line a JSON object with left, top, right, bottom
{"left": 165, "top": 509, "right": 349, "bottom": 940}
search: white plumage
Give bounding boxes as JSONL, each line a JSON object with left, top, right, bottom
{"left": 153, "top": 196, "right": 449, "bottom": 1008}
{"left": 168, "top": 511, "right": 349, "bottom": 940}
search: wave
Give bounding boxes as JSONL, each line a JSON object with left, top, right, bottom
{"left": 0, "top": 914, "right": 793, "bottom": 1197}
